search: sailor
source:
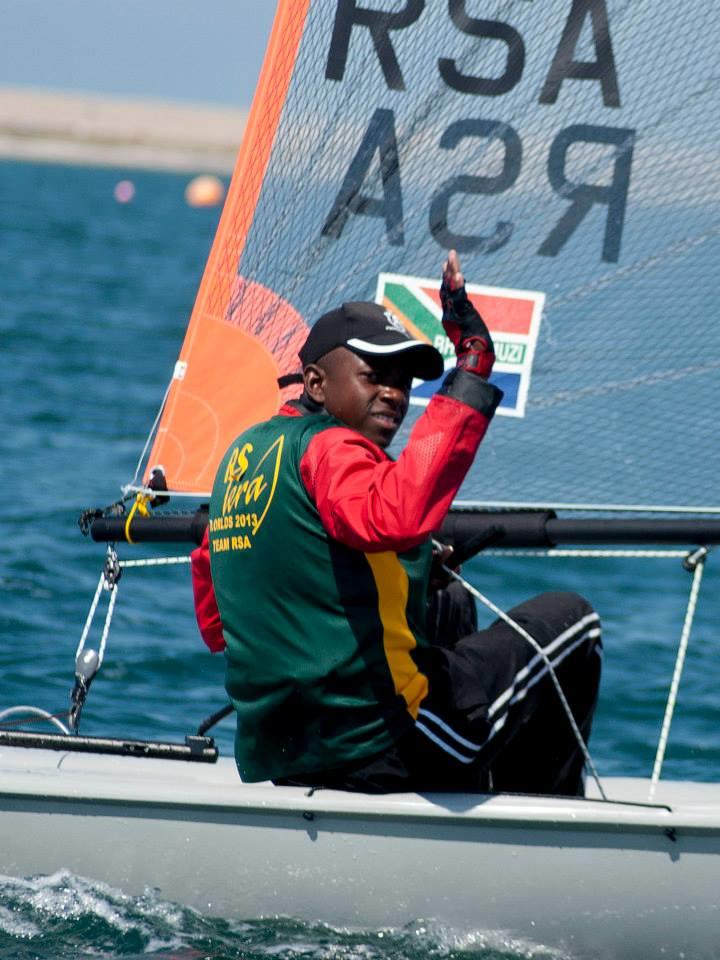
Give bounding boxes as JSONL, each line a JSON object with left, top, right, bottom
{"left": 194, "top": 251, "right": 602, "bottom": 794}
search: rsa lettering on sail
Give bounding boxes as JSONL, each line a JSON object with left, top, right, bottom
{"left": 211, "top": 437, "right": 284, "bottom": 553}
{"left": 323, "top": 0, "right": 634, "bottom": 263}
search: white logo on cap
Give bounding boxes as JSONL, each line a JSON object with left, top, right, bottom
{"left": 384, "top": 310, "right": 408, "bottom": 336}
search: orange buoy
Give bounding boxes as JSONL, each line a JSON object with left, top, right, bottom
{"left": 185, "top": 175, "right": 226, "bottom": 208}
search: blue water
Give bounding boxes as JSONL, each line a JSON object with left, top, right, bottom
{"left": 0, "top": 160, "right": 718, "bottom": 959}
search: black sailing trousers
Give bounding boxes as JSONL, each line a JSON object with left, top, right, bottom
{"left": 279, "top": 588, "right": 602, "bottom": 796}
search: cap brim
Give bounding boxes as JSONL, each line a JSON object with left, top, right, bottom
{"left": 346, "top": 336, "right": 445, "bottom": 381}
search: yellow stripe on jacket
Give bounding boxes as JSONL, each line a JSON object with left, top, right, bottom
{"left": 365, "top": 552, "right": 429, "bottom": 719}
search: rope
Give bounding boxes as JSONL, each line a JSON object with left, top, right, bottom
{"left": 75, "top": 547, "right": 121, "bottom": 672}
{"left": 97, "top": 580, "right": 119, "bottom": 668}
{"left": 480, "top": 549, "right": 690, "bottom": 560}
{"left": 119, "top": 556, "right": 191, "bottom": 568}
{"left": 10, "top": 550, "right": 190, "bottom": 736}
{"left": 74, "top": 550, "right": 191, "bottom": 672}
{"left": 196, "top": 703, "right": 235, "bottom": 736}
{"left": 438, "top": 552, "right": 607, "bottom": 801}
{"left": 73, "top": 553, "right": 189, "bottom": 688}
{"left": 0, "top": 706, "right": 70, "bottom": 735}
{"left": 648, "top": 548, "right": 708, "bottom": 801}
{"left": 74, "top": 572, "right": 106, "bottom": 662}
{"left": 124, "top": 493, "right": 152, "bottom": 545}
{"left": 467, "top": 542, "right": 714, "bottom": 795}
{"left": 122, "top": 483, "right": 211, "bottom": 500}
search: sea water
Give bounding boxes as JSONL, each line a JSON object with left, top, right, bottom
{"left": 0, "top": 160, "right": 718, "bottom": 959}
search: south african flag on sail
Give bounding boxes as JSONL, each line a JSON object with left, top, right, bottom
{"left": 376, "top": 274, "right": 544, "bottom": 418}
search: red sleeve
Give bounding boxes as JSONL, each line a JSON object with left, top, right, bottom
{"left": 299, "top": 393, "right": 492, "bottom": 553}
{"left": 191, "top": 527, "right": 226, "bottom": 653}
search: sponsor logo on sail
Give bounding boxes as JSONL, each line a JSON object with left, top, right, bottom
{"left": 375, "top": 273, "right": 544, "bottom": 418}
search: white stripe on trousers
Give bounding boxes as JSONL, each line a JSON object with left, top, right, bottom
{"left": 480, "top": 626, "right": 602, "bottom": 748}
{"left": 415, "top": 612, "right": 600, "bottom": 763}
{"left": 487, "top": 611, "right": 600, "bottom": 719}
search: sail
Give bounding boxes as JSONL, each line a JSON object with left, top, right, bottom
{"left": 146, "top": 0, "right": 720, "bottom": 512}
{"left": 144, "top": 0, "right": 312, "bottom": 494}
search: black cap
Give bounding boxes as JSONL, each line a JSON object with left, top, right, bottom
{"left": 299, "top": 301, "right": 444, "bottom": 381}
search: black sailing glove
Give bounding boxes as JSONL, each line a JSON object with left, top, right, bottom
{"left": 440, "top": 278, "right": 495, "bottom": 380}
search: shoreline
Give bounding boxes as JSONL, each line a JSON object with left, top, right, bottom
{"left": 0, "top": 87, "right": 246, "bottom": 173}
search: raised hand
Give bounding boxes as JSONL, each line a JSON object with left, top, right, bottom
{"left": 442, "top": 249, "right": 464, "bottom": 292}
{"left": 440, "top": 250, "right": 495, "bottom": 380}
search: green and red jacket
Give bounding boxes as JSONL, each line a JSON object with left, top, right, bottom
{"left": 203, "top": 371, "right": 501, "bottom": 782}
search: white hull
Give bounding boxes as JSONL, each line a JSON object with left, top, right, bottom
{"left": 2, "top": 745, "right": 720, "bottom": 958}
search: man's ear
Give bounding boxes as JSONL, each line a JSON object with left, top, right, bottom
{"left": 303, "top": 364, "right": 325, "bottom": 405}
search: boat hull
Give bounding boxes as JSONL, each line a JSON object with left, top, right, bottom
{"left": 2, "top": 747, "right": 720, "bottom": 958}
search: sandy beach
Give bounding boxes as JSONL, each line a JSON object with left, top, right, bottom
{"left": 0, "top": 87, "right": 246, "bottom": 173}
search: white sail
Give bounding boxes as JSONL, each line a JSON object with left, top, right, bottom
{"left": 147, "top": 0, "right": 719, "bottom": 511}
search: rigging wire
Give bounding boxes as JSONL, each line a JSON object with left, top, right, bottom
{"left": 75, "top": 570, "right": 108, "bottom": 665}
{"left": 453, "top": 502, "right": 720, "bottom": 516}
{"left": 130, "top": 377, "right": 172, "bottom": 492}
{"left": 74, "top": 552, "right": 191, "bottom": 673}
{"left": 3, "top": 551, "right": 193, "bottom": 737}
{"left": 648, "top": 547, "right": 708, "bottom": 801}
{"left": 435, "top": 543, "right": 607, "bottom": 801}
{"left": 5, "top": 534, "right": 711, "bottom": 800}
{"left": 467, "top": 543, "right": 713, "bottom": 798}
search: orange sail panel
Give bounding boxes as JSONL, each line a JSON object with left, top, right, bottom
{"left": 145, "top": 0, "right": 311, "bottom": 494}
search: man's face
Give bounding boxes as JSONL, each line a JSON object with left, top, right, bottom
{"left": 305, "top": 348, "right": 413, "bottom": 448}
